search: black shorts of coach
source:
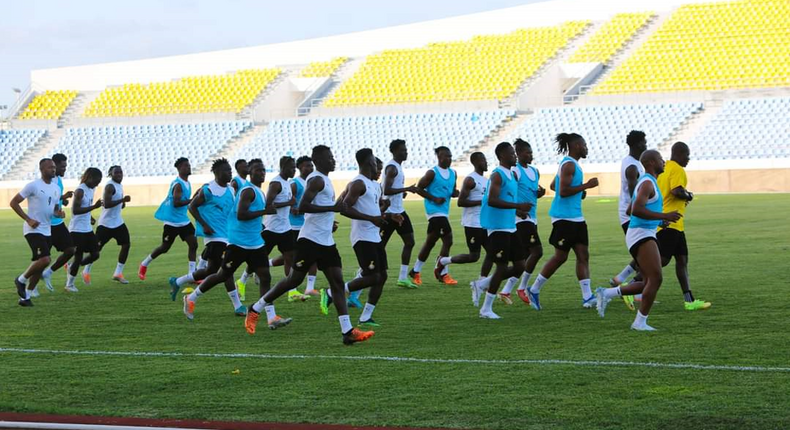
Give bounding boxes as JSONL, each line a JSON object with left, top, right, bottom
{"left": 292, "top": 238, "right": 342, "bottom": 272}
{"left": 51, "top": 223, "right": 74, "bottom": 252}
{"left": 657, "top": 228, "right": 688, "bottom": 259}
{"left": 464, "top": 226, "right": 487, "bottom": 254}
{"left": 162, "top": 223, "right": 195, "bottom": 244}
{"left": 549, "top": 220, "right": 589, "bottom": 252}
{"left": 262, "top": 229, "right": 296, "bottom": 255}
{"left": 25, "top": 233, "right": 52, "bottom": 261}
{"left": 97, "top": 224, "right": 130, "bottom": 248}
{"left": 380, "top": 211, "right": 414, "bottom": 241}
{"left": 353, "top": 240, "right": 388, "bottom": 276}
{"left": 487, "top": 231, "right": 527, "bottom": 264}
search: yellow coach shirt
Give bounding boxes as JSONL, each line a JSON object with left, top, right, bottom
{"left": 658, "top": 160, "right": 687, "bottom": 231}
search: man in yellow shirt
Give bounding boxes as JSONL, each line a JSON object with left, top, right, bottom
{"left": 657, "top": 142, "right": 711, "bottom": 311}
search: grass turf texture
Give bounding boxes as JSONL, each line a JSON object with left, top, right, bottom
{"left": 1, "top": 195, "right": 789, "bottom": 430}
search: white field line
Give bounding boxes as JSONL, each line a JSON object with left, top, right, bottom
{"left": 0, "top": 423, "right": 204, "bottom": 430}
{"left": 1, "top": 347, "right": 789, "bottom": 373}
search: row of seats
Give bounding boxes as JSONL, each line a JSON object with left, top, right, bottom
{"left": 299, "top": 57, "right": 348, "bottom": 78}
{"left": 325, "top": 21, "right": 589, "bottom": 106}
{"left": 18, "top": 90, "right": 78, "bottom": 120}
{"left": 233, "top": 111, "right": 515, "bottom": 171}
{"left": 0, "top": 129, "right": 47, "bottom": 180}
{"left": 44, "top": 121, "right": 252, "bottom": 179}
{"left": 500, "top": 102, "right": 703, "bottom": 165}
{"left": 593, "top": 0, "right": 790, "bottom": 94}
{"left": 568, "top": 12, "right": 655, "bottom": 64}
{"left": 689, "top": 97, "right": 790, "bottom": 160}
{"left": 84, "top": 69, "right": 281, "bottom": 117}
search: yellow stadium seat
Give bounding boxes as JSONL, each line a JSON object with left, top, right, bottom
{"left": 19, "top": 90, "right": 78, "bottom": 120}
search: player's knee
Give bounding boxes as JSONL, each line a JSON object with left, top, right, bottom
{"left": 64, "top": 246, "right": 76, "bottom": 257}
{"left": 378, "top": 271, "right": 388, "bottom": 284}
{"left": 403, "top": 236, "right": 415, "bottom": 248}
{"left": 40, "top": 256, "right": 52, "bottom": 266}
{"left": 532, "top": 247, "right": 544, "bottom": 260}
{"left": 469, "top": 252, "right": 480, "bottom": 263}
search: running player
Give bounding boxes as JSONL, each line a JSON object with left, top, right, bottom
{"left": 380, "top": 139, "right": 420, "bottom": 289}
{"left": 231, "top": 159, "right": 249, "bottom": 193}
{"left": 65, "top": 168, "right": 103, "bottom": 293}
{"left": 473, "top": 142, "right": 531, "bottom": 318}
{"left": 657, "top": 142, "right": 711, "bottom": 311}
{"left": 527, "top": 133, "right": 599, "bottom": 310}
{"left": 434, "top": 152, "right": 488, "bottom": 282}
{"left": 181, "top": 159, "right": 272, "bottom": 321}
{"left": 168, "top": 159, "right": 247, "bottom": 317}
{"left": 409, "top": 146, "right": 459, "bottom": 286}
{"left": 245, "top": 145, "right": 374, "bottom": 345}
{"left": 595, "top": 150, "right": 682, "bottom": 330}
{"left": 10, "top": 158, "right": 64, "bottom": 306}
{"left": 608, "top": 131, "right": 647, "bottom": 310}
{"left": 139, "top": 158, "right": 198, "bottom": 280}
{"left": 40, "top": 153, "right": 76, "bottom": 293}
{"left": 86, "top": 166, "right": 132, "bottom": 284}
{"left": 340, "top": 148, "right": 397, "bottom": 327}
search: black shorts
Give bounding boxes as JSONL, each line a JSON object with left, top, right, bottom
{"left": 380, "top": 211, "right": 414, "bottom": 242}
{"left": 51, "top": 223, "right": 74, "bottom": 252}
{"left": 262, "top": 230, "right": 296, "bottom": 255}
{"left": 464, "top": 227, "right": 487, "bottom": 254}
{"left": 516, "top": 221, "right": 542, "bottom": 248}
{"left": 549, "top": 220, "right": 589, "bottom": 251}
{"left": 629, "top": 237, "right": 658, "bottom": 259}
{"left": 25, "top": 233, "right": 52, "bottom": 261}
{"left": 202, "top": 241, "right": 228, "bottom": 263}
{"left": 621, "top": 221, "right": 630, "bottom": 235}
{"left": 353, "top": 241, "right": 388, "bottom": 276}
{"left": 657, "top": 228, "right": 688, "bottom": 259}
{"left": 487, "top": 231, "right": 526, "bottom": 264}
{"left": 97, "top": 224, "right": 130, "bottom": 248}
{"left": 222, "top": 244, "right": 269, "bottom": 273}
{"left": 288, "top": 229, "right": 300, "bottom": 243}
{"left": 162, "top": 223, "right": 195, "bottom": 244}
{"left": 70, "top": 231, "right": 99, "bottom": 254}
{"left": 427, "top": 216, "right": 452, "bottom": 237}
{"left": 292, "top": 238, "right": 342, "bottom": 272}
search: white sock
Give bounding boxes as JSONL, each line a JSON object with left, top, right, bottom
{"left": 82, "top": 264, "right": 92, "bottom": 275}
{"left": 42, "top": 268, "right": 53, "bottom": 278}
{"left": 501, "top": 277, "right": 518, "bottom": 295}
{"left": 615, "top": 265, "right": 635, "bottom": 284}
{"left": 114, "top": 263, "right": 125, "bottom": 277}
{"left": 264, "top": 305, "right": 277, "bottom": 321}
{"left": 188, "top": 261, "right": 196, "bottom": 274}
{"left": 439, "top": 257, "right": 452, "bottom": 266}
{"left": 441, "top": 265, "right": 449, "bottom": 276}
{"left": 252, "top": 299, "right": 266, "bottom": 314}
{"left": 240, "top": 271, "right": 249, "bottom": 283}
{"left": 398, "top": 264, "right": 409, "bottom": 281}
{"left": 634, "top": 310, "right": 648, "bottom": 326}
{"left": 66, "top": 274, "right": 76, "bottom": 287}
{"left": 354, "top": 268, "right": 362, "bottom": 280}
{"left": 413, "top": 259, "right": 425, "bottom": 273}
{"left": 188, "top": 287, "right": 203, "bottom": 302}
{"left": 580, "top": 279, "right": 592, "bottom": 300}
{"left": 635, "top": 294, "right": 643, "bottom": 300}
{"left": 326, "top": 288, "right": 333, "bottom": 298}
{"left": 604, "top": 286, "right": 622, "bottom": 299}
{"left": 339, "top": 314, "right": 353, "bottom": 333}
{"left": 177, "top": 273, "right": 194, "bottom": 287}
{"left": 228, "top": 290, "right": 242, "bottom": 309}
{"left": 360, "top": 303, "right": 375, "bottom": 322}
{"left": 197, "top": 258, "right": 207, "bottom": 270}
{"left": 529, "top": 274, "right": 548, "bottom": 294}
{"left": 305, "top": 275, "right": 317, "bottom": 293}
{"left": 17, "top": 274, "right": 28, "bottom": 285}
{"left": 141, "top": 255, "right": 153, "bottom": 267}
{"left": 344, "top": 282, "right": 350, "bottom": 295}
{"left": 476, "top": 275, "right": 492, "bottom": 290}
{"left": 518, "top": 272, "right": 532, "bottom": 291}
{"left": 482, "top": 292, "right": 496, "bottom": 312}
{"left": 269, "top": 258, "right": 275, "bottom": 267}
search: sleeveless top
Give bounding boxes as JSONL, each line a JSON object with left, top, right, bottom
{"left": 514, "top": 163, "right": 540, "bottom": 224}
{"left": 349, "top": 174, "right": 382, "bottom": 246}
{"left": 619, "top": 155, "right": 646, "bottom": 225}
{"left": 423, "top": 166, "right": 456, "bottom": 218}
{"left": 481, "top": 166, "right": 517, "bottom": 232}
{"left": 98, "top": 179, "right": 125, "bottom": 228}
{"left": 548, "top": 156, "right": 584, "bottom": 222}
{"left": 195, "top": 181, "right": 234, "bottom": 244}
{"left": 263, "top": 175, "right": 292, "bottom": 234}
{"left": 383, "top": 159, "right": 405, "bottom": 214}
{"left": 298, "top": 171, "right": 336, "bottom": 246}
{"left": 461, "top": 171, "right": 486, "bottom": 228}
{"left": 154, "top": 177, "right": 192, "bottom": 226}
{"left": 288, "top": 176, "right": 306, "bottom": 230}
{"left": 69, "top": 183, "right": 95, "bottom": 233}
{"left": 227, "top": 185, "right": 265, "bottom": 249}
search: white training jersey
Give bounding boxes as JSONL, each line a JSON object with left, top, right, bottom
{"left": 619, "top": 155, "right": 646, "bottom": 225}
{"left": 98, "top": 180, "right": 124, "bottom": 229}
{"left": 264, "top": 175, "right": 292, "bottom": 234}
{"left": 349, "top": 174, "right": 382, "bottom": 246}
{"left": 461, "top": 171, "right": 486, "bottom": 228}
{"left": 69, "top": 183, "right": 95, "bottom": 233}
{"left": 19, "top": 178, "right": 61, "bottom": 236}
{"left": 299, "top": 171, "right": 336, "bottom": 246}
{"left": 383, "top": 159, "right": 405, "bottom": 214}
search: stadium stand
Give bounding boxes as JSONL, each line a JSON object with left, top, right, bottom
{"left": 0, "top": 129, "right": 47, "bottom": 180}
{"left": 689, "top": 97, "right": 790, "bottom": 160}
{"left": 503, "top": 102, "right": 703, "bottom": 164}
{"left": 299, "top": 57, "right": 349, "bottom": 77}
{"left": 568, "top": 12, "right": 655, "bottom": 64}
{"left": 18, "top": 90, "right": 78, "bottom": 120}
{"left": 83, "top": 69, "right": 281, "bottom": 117}
{"left": 233, "top": 111, "right": 516, "bottom": 171}
{"left": 592, "top": 0, "right": 790, "bottom": 94}
{"left": 324, "top": 21, "right": 589, "bottom": 106}
{"left": 48, "top": 121, "right": 252, "bottom": 178}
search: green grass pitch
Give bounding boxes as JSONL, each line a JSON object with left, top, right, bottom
{"left": 1, "top": 194, "right": 789, "bottom": 429}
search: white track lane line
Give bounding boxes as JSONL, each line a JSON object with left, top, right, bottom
{"left": 1, "top": 347, "right": 789, "bottom": 373}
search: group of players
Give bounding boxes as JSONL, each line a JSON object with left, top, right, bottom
{"left": 10, "top": 132, "right": 710, "bottom": 344}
